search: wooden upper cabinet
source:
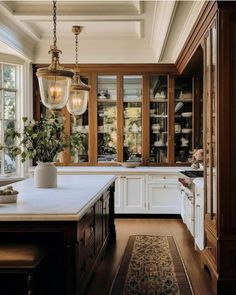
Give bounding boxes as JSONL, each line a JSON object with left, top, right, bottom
{"left": 33, "top": 66, "right": 202, "bottom": 166}
{"left": 174, "top": 77, "right": 194, "bottom": 164}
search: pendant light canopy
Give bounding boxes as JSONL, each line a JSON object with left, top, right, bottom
{"left": 66, "top": 26, "right": 90, "bottom": 116}
{"left": 36, "top": 0, "right": 73, "bottom": 110}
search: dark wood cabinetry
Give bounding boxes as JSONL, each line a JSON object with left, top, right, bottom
{"left": 178, "top": 1, "right": 236, "bottom": 294}
{"left": 77, "top": 189, "right": 113, "bottom": 294}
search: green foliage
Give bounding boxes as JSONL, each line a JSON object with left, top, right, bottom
{"left": 2, "top": 115, "right": 68, "bottom": 163}
{"left": 70, "top": 132, "right": 86, "bottom": 157}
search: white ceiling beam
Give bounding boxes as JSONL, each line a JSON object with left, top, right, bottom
{"left": 150, "top": 0, "right": 177, "bottom": 62}
{"left": 160, "top": 0, "right": 206, "bottom": 63}
{"left": 0, "top": 7, "right": 36, "bottom": 60}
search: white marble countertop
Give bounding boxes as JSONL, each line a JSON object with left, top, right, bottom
{"left": 29, "top": 166, "right": 190, "bottom": 175}
{"left": 0, "top": 175, "right": 116, "bottom": 221}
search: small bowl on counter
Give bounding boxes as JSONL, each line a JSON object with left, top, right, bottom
{"left": 119, "top": 162, "right": 141, "bottom": 168}
{"left": 0, "top": 186, "right": 19, "bottom": 204}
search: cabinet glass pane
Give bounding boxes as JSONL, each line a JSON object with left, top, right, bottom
{"left": 149, "top": 75, "right": 168, "bottom": 163}
{"left": 205, "top": 33, "right": 211, "bottom": 214}
{"left": 174, "top": 77, "right": 193, "bottom": 163}
{"left": 212, "top": 25, "right": 217, "bottom": 215}
{"left": 70, "top": 76, "right": 89, "bottom": 163}
{"left": 123, "top": 75, "right": 142, "bottom": 162}
{"left": 97, "top": 75, "right": 117, "bottom": 162}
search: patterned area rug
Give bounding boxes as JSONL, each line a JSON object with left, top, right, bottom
{"left": 110, "top": 235, "right": 193, "bottom": 295}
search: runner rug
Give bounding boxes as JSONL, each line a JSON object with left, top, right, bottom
{"left": 110, "top": 235, "right": 193, "bottom": 295}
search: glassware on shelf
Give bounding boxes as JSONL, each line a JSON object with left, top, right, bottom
{"left": 149, "top": 75, "right": 168, "bottom": 164}
{"left": 97, "top": 75, "right": 117, "bottom": 162}
{"left": 174, "top": 77, "right": 193, "bottom": 163}
{"left": 123, "top": 75, "right": 142, "bottom": 162}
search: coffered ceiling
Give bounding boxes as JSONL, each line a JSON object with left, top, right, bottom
{"left": 0, "top": 0, "right": 206, "bottom": 63}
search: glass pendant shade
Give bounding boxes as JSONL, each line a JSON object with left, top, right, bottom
{"left": 67, "top": 72, "right": 90, "bottom": 115}
{"left": 37, "top": 70, "right": 73, "bottom": 109}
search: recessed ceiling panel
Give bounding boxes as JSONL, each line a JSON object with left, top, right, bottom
{"left": 3, "top": 1, "right": 142, "bottom": 16}
{"left": 24, "top": 20, "right": 142, "bottom": 40}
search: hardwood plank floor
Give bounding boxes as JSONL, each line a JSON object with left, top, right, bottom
{"left": 85, "top": 218, "right": 214, "bottom": 295}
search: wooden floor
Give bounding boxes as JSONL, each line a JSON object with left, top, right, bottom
{"left": 86, "top": 218, "right": 215, "bottom": 295}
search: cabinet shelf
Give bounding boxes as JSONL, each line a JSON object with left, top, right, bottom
{"left": 97, "top": 99, "right": 117, "bottom": 103}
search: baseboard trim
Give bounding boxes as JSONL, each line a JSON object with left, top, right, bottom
{"left": 115, "top": 214, "right": 181, "bottom": 219}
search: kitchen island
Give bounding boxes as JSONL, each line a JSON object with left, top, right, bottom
{"left": 0, "top": 174, "right": 116, "bottom": 295}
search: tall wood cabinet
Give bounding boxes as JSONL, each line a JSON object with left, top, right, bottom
{"left": 33, "top": 67, "right": 202, "bottom": 167}
{"left": 202, "top": 19, "right": 218, "bottom": 292}
{"left": 180, "top": 2, "right": 236, "bottom": 294}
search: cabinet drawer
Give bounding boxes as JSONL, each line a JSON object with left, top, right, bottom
{"left": 148, "top": 174, "right": 178, "bottom": 183}
{"left": 205, "top": 229, "right": 217, "bottom": 266}
{"left": 79, "top": 207, "right": 94, "bottom": 248}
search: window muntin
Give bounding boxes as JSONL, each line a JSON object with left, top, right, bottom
{"left": 0, "top": 63, "right": 18, "bottom": 175}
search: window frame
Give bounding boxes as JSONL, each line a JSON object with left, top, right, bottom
{"left": 0, "top": 61, "right": 21, "bottom": 176}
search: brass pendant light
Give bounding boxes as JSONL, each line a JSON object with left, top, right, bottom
{"left": 66, "top": 26, "right": 91, "bottom": 116}
{"left": 36, "top": 0, "right": 74, "bottom": 110}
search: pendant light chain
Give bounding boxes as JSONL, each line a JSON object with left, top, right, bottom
{"left": 75, "top": 31, "right": 79, "bottom": 71}
{"left": 53, "top": 0, "right": 57, "bottom": 47}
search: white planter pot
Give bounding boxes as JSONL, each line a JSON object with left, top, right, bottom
{"left": 34, "top": 162, "right": 57, "bottom": 188}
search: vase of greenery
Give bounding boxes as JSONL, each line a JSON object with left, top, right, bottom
{"left": 2, "top": 115, "right": 68, "bottom": 188}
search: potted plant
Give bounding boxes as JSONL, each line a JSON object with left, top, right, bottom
{"left": 1, "top": 114, "right": 68, "bottom": 188}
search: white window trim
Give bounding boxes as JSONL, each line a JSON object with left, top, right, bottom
{"left": 0, "top": 53, "right": 33, "bottom": 180}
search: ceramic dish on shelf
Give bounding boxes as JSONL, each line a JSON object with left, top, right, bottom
{"left": 119, "top": 162, "right": 140, "bottom": 168}
{"left": 179, "top": 92, "right": 192, "bottom": 100}
{"left": 182, "top": 128, "right": 192, "bottom": 133}
{"left": 181, "top": 112, "right": 192, "bottom": 117}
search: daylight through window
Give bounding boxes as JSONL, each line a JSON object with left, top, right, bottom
{"left": 0, "top": 63, "right": 18, "bottom": 175}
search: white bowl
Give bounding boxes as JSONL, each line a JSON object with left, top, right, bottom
{"left": 181, "top": 112, "right": 192, "bottom": 117}
{"left": 0, "top": 193, "right": 18, "bottom": 204}
{"left": 182, "top": 128, "right": 192, "bottom": 133}
{"left": 119, "top": 162, "right": 140, "bottom": 168}
{"left": 151, "top": 124, "right": 161, "bottom": 131}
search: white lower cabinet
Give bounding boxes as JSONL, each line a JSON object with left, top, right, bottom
{"left": 115, "top": 175, "right": 146, "bottom": 213}
{"left": 122, "top": 175, "right": 146, "bottom": 213}
{"left": 148, "top": 183, "right": 180, "bottom": 214}
{"left": 114, "top": 173, "right": 180, "bottom": 214}
{"left": 194, "top": 181, "right": 204, "bottom": 250}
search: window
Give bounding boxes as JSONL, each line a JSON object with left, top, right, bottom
{"left": 0, "top": 63, "right": 19, "bottom": 175}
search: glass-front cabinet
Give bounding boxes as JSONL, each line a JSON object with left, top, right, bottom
{"left": 123, "top": 75, "right": 142, "bottom": 162}
{"left": 97, "top": 75, "right": 117, "bottom": 163}
{"left": 174, "top": 77, "right": 193, "bottom": 163}
{"left": 149, "top": 75, "right": 168, "bottom": 164}
{"left": 34, "top": 67, "right": 202, "bottom": 166}
{"left": 204, "top": 23, "right": 217, "bottom": 227}
{"left": 70, "top": 76, "right": 89, "bottom": 164}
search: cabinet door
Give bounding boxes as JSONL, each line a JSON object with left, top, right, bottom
{"left": 122, "top": 175, "right": 146, "bottom": 213}
{"left": 70, "top": 75, "right": 90, "bottom": 164}
{"left": 102, "top": 191, "right": 110, "bottom": 242}
{"left": 204, "top": 23, "right": 217, "bottom": 225}
{"left": 97, "top": 75, "right": 118, "bottom": 163}
{"left": 148, "top": 183, "right": 180, "bottom": 214}
{"left": 123, "top": 75, "right": 142, "bottom": 162}
{"left": 149, "top": 75, "right": 168, "bottom": 164}
{"left": 185, "top": 195, "right": 194, "bottom": 236}
{"left": 114, "top": 177, "right": 122, "bottom": 213}
{"left": 174, "top": 77, "right": 193, "bottom": 163}
{"left": 180, "top": 189, "right": 186, "bottom": 222}
{"left": 195, "top": 186, "right": 204, "bottom": 250}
